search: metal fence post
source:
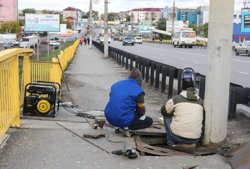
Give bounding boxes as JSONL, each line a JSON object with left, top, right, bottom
{"left": 145, "top": 59, "right": 150, "bottom": 82}
{"left": 141, "top": 58, "right": 146, "bottom": 80}
{"left": 155, "top": 64, "right": 162, "bottom": 89}
{"left": 125, "top": 54, "right": 129, "bottom": 70}
{"left": 199, "top": 76, "right": 206, "bottom": 100}
{"left": 168, "top": 67, "right": 175, "bottom": 98}
{"left": 150, "top": 61, "right": 156, "bottom": 86}
{"left": 177, "top": 69, "right": 182, "bottom": 94}
{"left": 135, "top": 56, "right": 139, "bottom": 69}
{"left": 228, "top": 87, "right": 237, "bottom": 119}
{"left": 122, "top": 54, "right": 125, "bottom": 67}
{"left": 161, "top": 66, "right": 168, "bottom": 93}
{"left": 130, "top": 55, "right": 134, "bottom": 70}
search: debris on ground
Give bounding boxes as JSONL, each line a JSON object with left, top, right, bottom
{"left": 83, "top": 133, "right": 106, "bottom": 139}
{"left": 230, "top": 143, "right": 250, "bottom": 169}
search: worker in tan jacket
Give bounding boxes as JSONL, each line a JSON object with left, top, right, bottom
{"left": 160, "top": 68, "right": 204, "bottom": 146}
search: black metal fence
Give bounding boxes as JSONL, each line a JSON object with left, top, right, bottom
{"left": 93, "top": 41, "right": 250, "bottom": 119}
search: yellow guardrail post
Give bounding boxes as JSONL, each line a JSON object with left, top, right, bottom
{"left": 11, "top": 55, "right": 20, "bottom": 127}
{"left": 22, "top": 53, "right": 31, "bottom": 88}
{"left": 0, "top": 48, "right": 33, "bottom": 138}
{"left": 50, "top": 58, "right": 62, "bottom": 84}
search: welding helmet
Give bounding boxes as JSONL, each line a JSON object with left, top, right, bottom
{"left": 181, "top": 67, "right": 196, "bottom": 90}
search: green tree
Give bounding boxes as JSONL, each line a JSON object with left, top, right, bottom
{"left": 190, "top": 23, "right": 208, "bottom": 38}
{"left": 201, "top": 23, "right": 208, "bottom": 38}
{"left": 100, "top": 12, "right": 119, "bottom": 21}
{"left": 86, "top": 10, "right": 99, "bottom": 20}
{"left": 22, "top": 8, "right": 36, "bottom": 15}
{"left": 155, "top": 18, "right": 170, "bottom": 40}
{"left": 156, "top": 18, "right": 166, "bottom": 31}
{"left": 0, "top": 21, "right": 22, "bottom": 34}
{"left": 41, "top": 9, "right": 56, "bottom": 14}
{"left": 19, "top": 20, "right": 25, "bottom": 27}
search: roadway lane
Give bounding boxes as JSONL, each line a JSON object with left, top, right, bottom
{"left": 110, "top": 41, "right": 250, "bottom": 87}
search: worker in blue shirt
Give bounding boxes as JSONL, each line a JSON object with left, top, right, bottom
{"left": 104, "top": 68, "right": 153, "bottom": 130}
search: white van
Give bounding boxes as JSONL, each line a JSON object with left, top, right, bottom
{"left": 20, "top": 35, "right": 39, "bottom": 48}
{"left": 172, "top": 30, "right": 196, "bottom": 48}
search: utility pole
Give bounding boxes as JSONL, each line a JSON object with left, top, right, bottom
{"left": 171, "top": 0, "right": 175, "bottom": 39}
{"left": 203, "top": 0, "right": 234, "bottom": 145}
{"left": 104, "top": 0, "right": 109, "bottom": 58}
{"left": 89, "top": 0, "right": 93, "bottom": 49}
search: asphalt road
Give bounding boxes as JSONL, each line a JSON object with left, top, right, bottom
{"left": 110, "top": 41, "right": 250, "bottom": 87}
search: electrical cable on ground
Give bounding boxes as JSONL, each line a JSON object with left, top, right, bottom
{"left": 57, "top": 42, "right": 131, "bottom": 155}
{"left": 56, "top": 122, "right": 110, "bottom": 154}
{"left": 61, "top": 105, "right": 129, "bottom": 151}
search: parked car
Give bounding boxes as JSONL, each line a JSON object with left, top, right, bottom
{"left": 11, "top": 40, "right": 19, "bottom": 47}
{"left": 134, "top": 36, "right": 142, "bottom": 44}
{"left": 49, "top": 41, "right": 60, "bottom": 49}
{"left": 123, "top": 37, "right": 134, "bottom": 46}
{"left": 100, "top": 37, "right": 111, "bottom": 43}
{"left": 234, "top": 41, "right": 250, "bottom": 56}
{"left": 3, "top": 42, "right": 12, "bottom": 49}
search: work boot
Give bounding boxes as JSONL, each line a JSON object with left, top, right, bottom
{"left": 115, "top": 127, "right": 131, "bottom": 137}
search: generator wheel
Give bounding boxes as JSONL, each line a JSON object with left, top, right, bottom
{"left": 36, "top": 99, "right": 51, "bottom": 114}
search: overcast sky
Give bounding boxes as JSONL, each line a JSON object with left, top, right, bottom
{"left": 19, "top": 0, "right": 242, "bottom": 13}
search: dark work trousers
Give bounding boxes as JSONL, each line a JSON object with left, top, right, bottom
{"left": 129, "top": 114, "right": 153, "bottom": 130}
{"left": 164, "top": 115, "right": 200, "bottom": 146}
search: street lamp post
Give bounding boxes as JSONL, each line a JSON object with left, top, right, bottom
{"left": 104, "top": 0, "right": 109, "bottom": 58}
{"left": 172, "top": 0, "right": 175, "bottom": 38}
{"left": 89, "top": 0, "right": 99, "bottom": 49}
{"left": 89, "top": 0, "right": 93, "bottom": 48}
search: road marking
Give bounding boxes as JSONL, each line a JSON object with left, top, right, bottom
{"left": 194, "top": 61, "right": 200, "bottom": 64}
{"left": 232, "top": 59, "right": 250, "bottom": 64}
{"left": 181, "top": 58, "right": 185, "bottom": 61}
{"left": 238, "top": 71, "right": 249, "bottom": 75}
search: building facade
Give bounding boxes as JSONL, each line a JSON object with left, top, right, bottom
{"left": 0, "top": 0, "right": 18, "bottom": 22}
{"left": 130, "top": 8, "right": 162, "bottom": 25}
{"left": 233, "top": 10, "right": 250, "bottom": 43}
{"left": 63, "top": 7, "right": 83, "bottom": 22}
{"left": 197, "top": 6, "right": 209, "bottom": 25}
{"left": 176, "top": 8, "right": 199, "bottom": 25}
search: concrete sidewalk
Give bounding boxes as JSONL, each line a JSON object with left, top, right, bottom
{"left": 0, "top": 45, "right": 231, "bottom": 169}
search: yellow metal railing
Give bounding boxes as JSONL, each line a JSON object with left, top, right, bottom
{"left": 30, "top": 40, "right": 79, "bottom": 84}
{"left": 0, "top": 49, "right": 33, "bottom": 138}
{"left": 0, "top": 40, "right": 79, "bottom": 139}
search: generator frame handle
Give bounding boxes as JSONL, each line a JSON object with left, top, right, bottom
{"left": 35, "top": 81, "right": 61, "bottom": 90}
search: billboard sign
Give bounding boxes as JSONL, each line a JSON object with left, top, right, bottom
{"left": 75, "top": 22, "right": 88, "bottom": 30}
{"left": 241, "top": 12, "right": 250, "bottom": 32}
{"left": 138, "top": 24, "right": 152, "bottom": 33}
{"left": 25, "top": 14, "right": 60, "bottom": 32}
{"left": 166, "top": 20, "right": 189, "bottom": 32}
{"left": 0, "top": 0, "right": 17, "bottom": 21}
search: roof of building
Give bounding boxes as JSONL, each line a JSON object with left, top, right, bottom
{"left": 132, "top": 8, "right": 162, "bottom": 12}
{"left": 63, "top": 7, "right": 81, "bottom": 12}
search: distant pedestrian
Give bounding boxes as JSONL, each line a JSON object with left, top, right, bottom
{"left": 80, "top": 37, "right": 84, "bottom": 46}
{"left": 84, "top": 37, "right": 87, "bottom": 45}
{"left": 87, "top": 37, "right": 90, "bottom": 45}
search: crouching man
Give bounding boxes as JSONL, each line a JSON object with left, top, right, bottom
{"left": 160, "top": 68, "right": 204, "bottom": 146}
{"left": 104, "top": 68, "right": 153, "bottom": 131}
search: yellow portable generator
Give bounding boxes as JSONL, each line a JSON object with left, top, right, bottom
{"left": 23, "top": 81, "right": 61, "bottom": 118}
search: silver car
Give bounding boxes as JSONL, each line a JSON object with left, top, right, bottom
{"left": 235, "top": 41, "right": 250, "bottom": 56}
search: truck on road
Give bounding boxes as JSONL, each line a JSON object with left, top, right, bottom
{"left": 172, "top": 30, "right": 196, "bottom": 48}
{"left": 20, "top": 35, "right": 39, "bottom": 48}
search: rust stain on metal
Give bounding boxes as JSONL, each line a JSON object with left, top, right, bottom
{"left": 230, "top": 143, "right": 250, "bottom": 169}
{"left": 135, "top": 137, "right": 192, "bottom": 156}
